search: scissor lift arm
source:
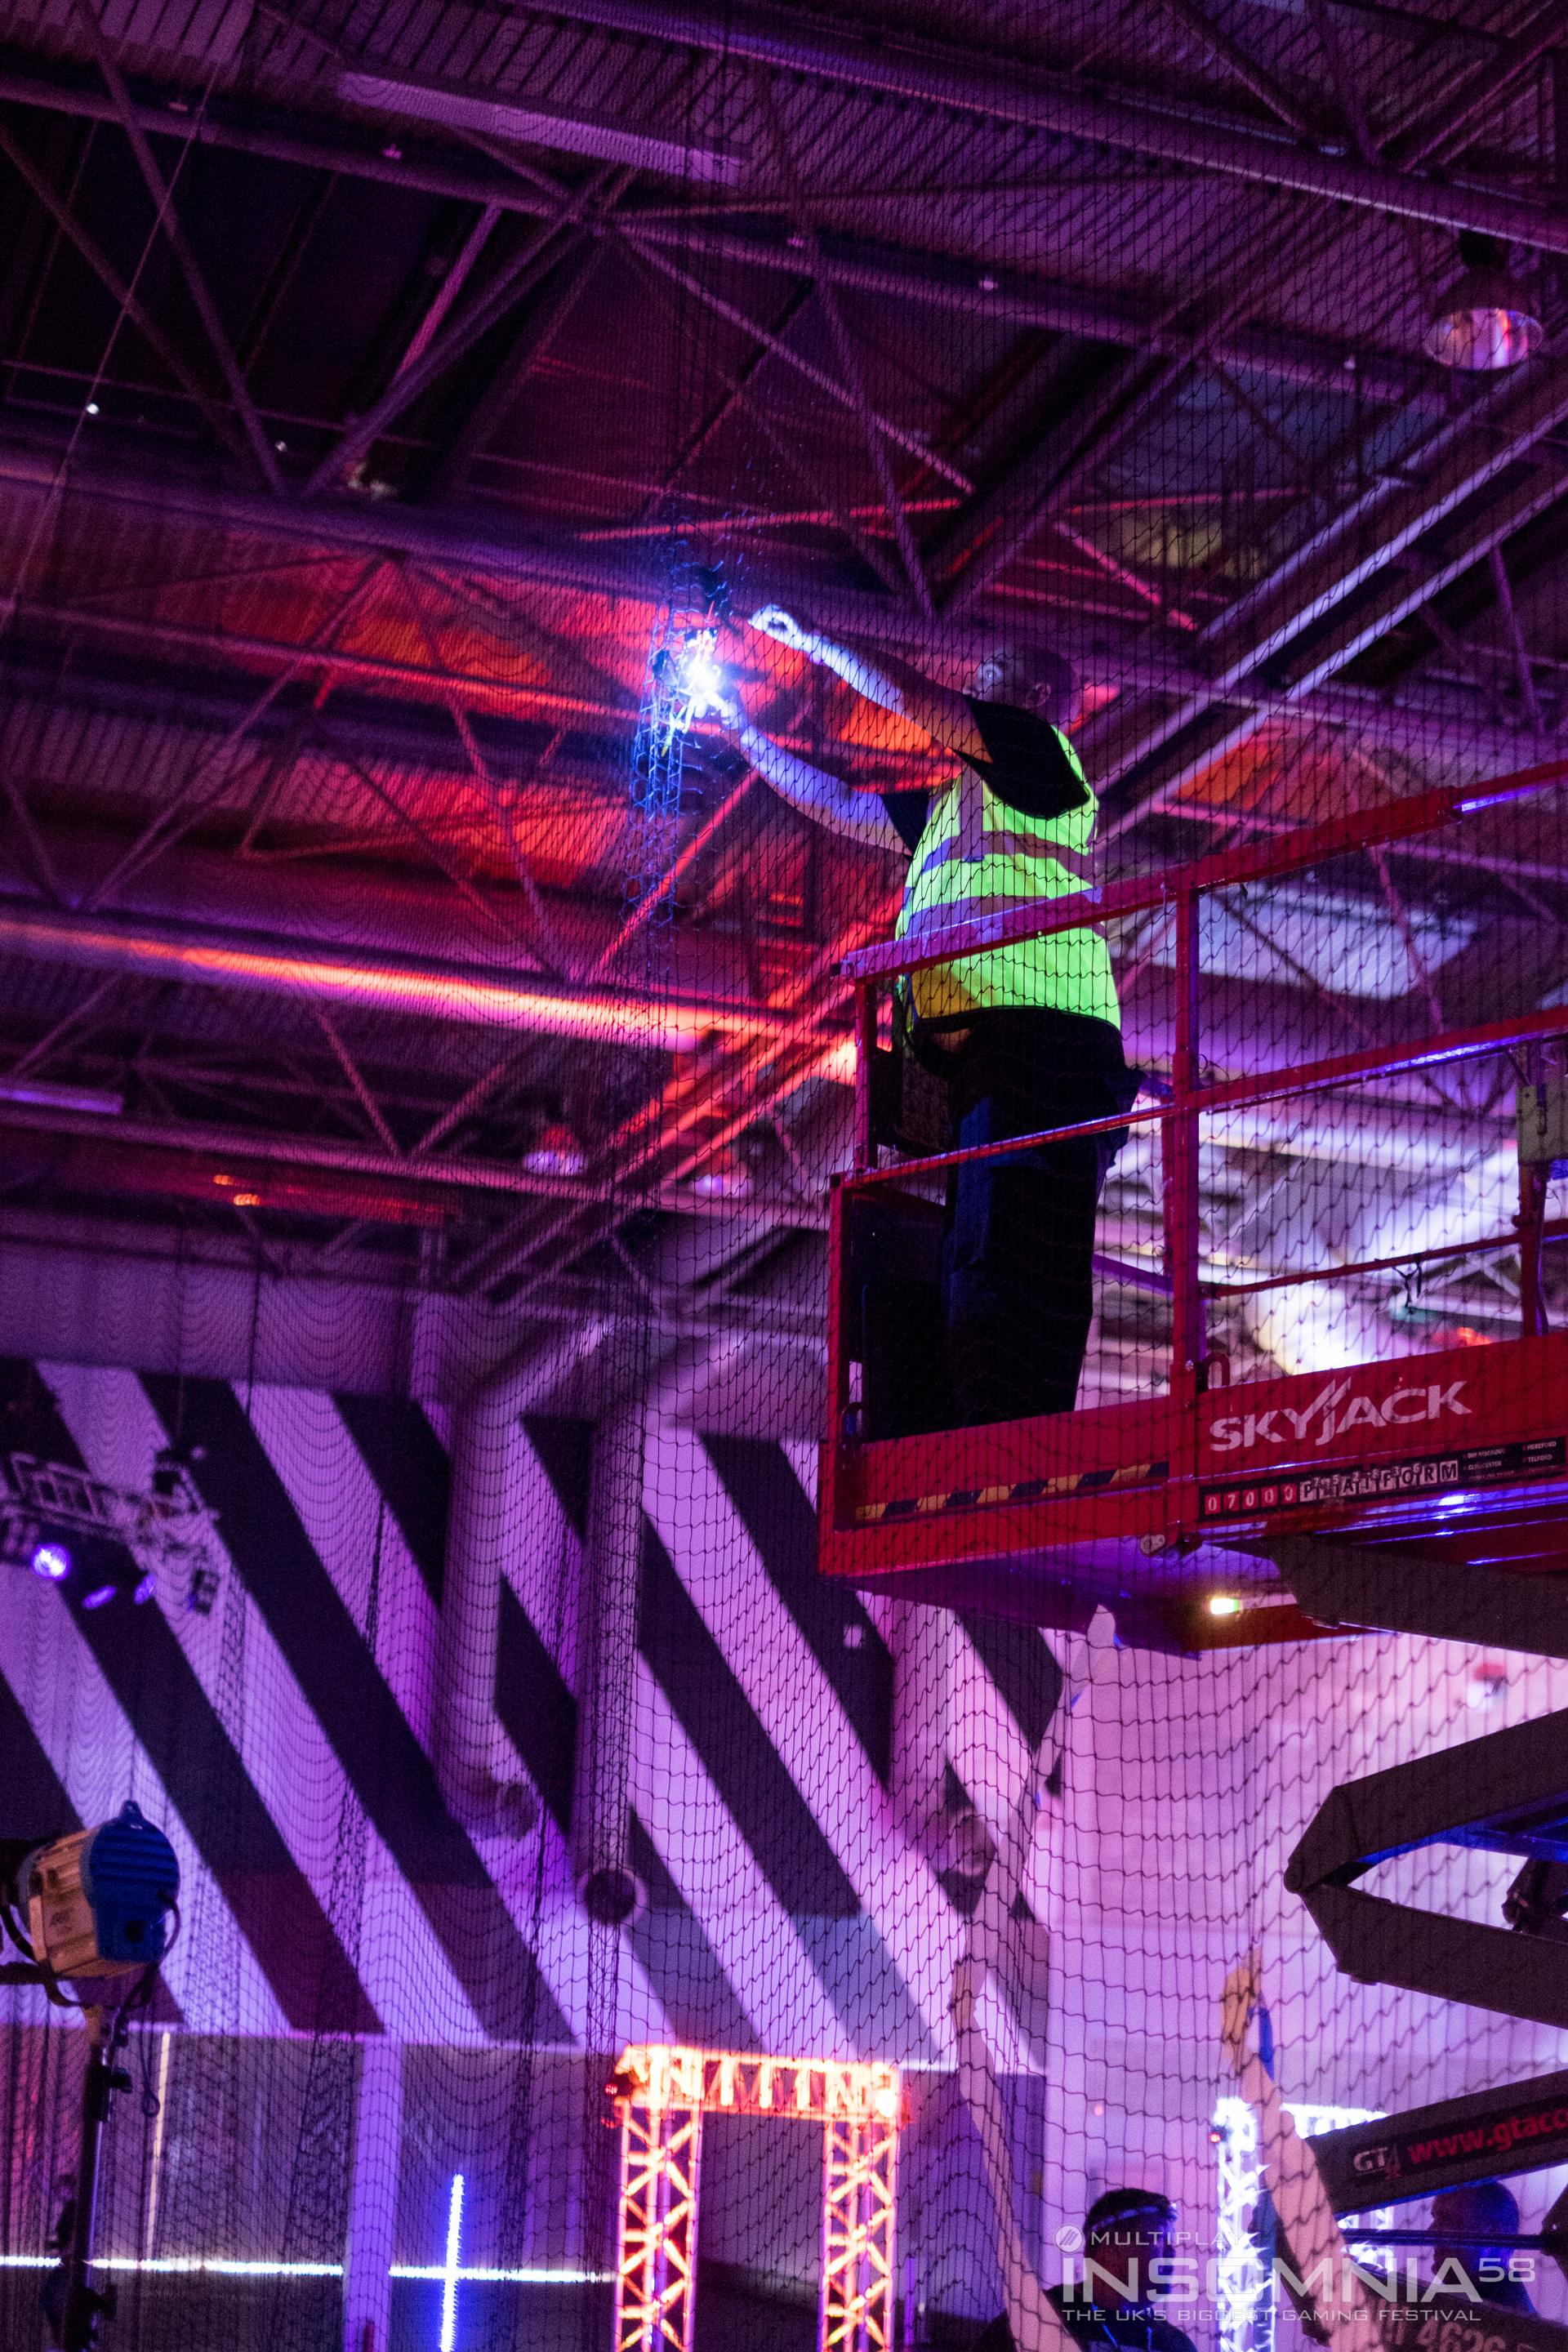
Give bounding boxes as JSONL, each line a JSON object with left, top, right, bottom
{"left": 1250, "top": 1537, "right": 1568, "bottom": 1659}
{"left": 1307, "top": 2070, "right": 1568, "bottom": 2215}
{"left": 1286, "top": 1706, "right": 1568, "bottom": 2031}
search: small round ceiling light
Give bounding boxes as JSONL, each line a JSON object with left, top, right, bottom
{"left": 1423, "top": 232, "right": 1543, "bottom": 372}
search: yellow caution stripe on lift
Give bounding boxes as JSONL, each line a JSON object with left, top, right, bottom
{"left": 854, "top": 1459, "right": 1169, "bottom": 1526}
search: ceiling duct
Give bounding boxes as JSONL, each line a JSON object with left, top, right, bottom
{"left": 338, "top": 71, "right": 745, "bottom": 186}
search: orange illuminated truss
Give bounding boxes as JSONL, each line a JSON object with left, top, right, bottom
{"left": 608, "top": 2045, "right": 902, "bottom": 2352}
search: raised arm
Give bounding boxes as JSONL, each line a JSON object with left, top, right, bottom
{"left": 1222, "top": 1954, "right": 1385, "bottom": 2352}
{"left": 724, "top": 697, "right": 906, "bottom": 853}
{"left": 748, "top": 605, "right": 989, "bottom": 763}
{"left": 951, "top": 1961, "right": 1071, "bottom": 2352}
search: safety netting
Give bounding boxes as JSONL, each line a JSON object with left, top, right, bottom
{"left": 1, "top": 0, "right": 1567, "bottom": 2347}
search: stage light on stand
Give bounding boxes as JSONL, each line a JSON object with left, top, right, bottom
{"left": 1424, "top": 233, "right": 1542, "bottom": 371}
{"left": 30, "top": 1541, "right": 69, "bottom": 1582}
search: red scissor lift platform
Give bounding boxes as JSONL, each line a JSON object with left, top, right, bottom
{"left": 817, "top": 765, "right": 1568, "bottom": 1652}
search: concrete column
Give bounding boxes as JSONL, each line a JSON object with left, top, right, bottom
{"left": 889, "top": 1600, "right": 951, "bottom": 1844}
{"left": 434, "top": 1374, "right": 527, "bottom": 1833}
{"left": 1040, "top": 1610, "right": 1120, "bottom": 2256}
{"left": 342, "top": 2038, "right": 401, "bottom": 2352}
{"left": 436, "top": 1322, "right": 625, "bottom": 1835}
{"left": 570, "top": 1390, "right": 648, "bottom": 1930}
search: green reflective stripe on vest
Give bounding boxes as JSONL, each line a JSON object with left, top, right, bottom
{"left": 893, "top": 740, "right": 1120, "bottom": 1028}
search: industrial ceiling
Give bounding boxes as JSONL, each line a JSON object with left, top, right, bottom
{"left": 0, "top": 0, "right": 1564, "bottom": 1405}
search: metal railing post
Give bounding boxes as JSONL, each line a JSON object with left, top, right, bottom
{"left": 1519, "top": 1159, "right": 1547, "bottom": 1339}
{"left": 1168, "top": 888, "right": 1206, "bottom": 1394}
{"left": 853, "top": 982, "right": 877, "bottom": 1174}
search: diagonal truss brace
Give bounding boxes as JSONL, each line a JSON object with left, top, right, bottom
{"left": 617, "top": 2100, "right": 702, "bottom": 2352}
{"left": 72, "top": 0, "right": 283, "bottom": 494}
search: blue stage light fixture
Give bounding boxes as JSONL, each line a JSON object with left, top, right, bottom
{"left": 82, "top": 1584, "right": 117, "bottom": 1610}
{"left": 30, "top": 1542, "right": 70, "bottom": 1582}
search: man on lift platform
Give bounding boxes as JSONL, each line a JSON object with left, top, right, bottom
{"left": 721, "top": 608, "right": 1138, "bottom": 1434}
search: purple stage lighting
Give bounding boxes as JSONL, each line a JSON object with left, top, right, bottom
{"left": 30, "top": 1541, "right": 70, "bottom": 1581}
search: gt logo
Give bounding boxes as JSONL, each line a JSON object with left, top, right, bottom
{"left": 1353, "top": 2145, "right": 1398, "bottom": 2176}
{"left": 1209, "top": 1379, "right": 1471, "bottom": 1454}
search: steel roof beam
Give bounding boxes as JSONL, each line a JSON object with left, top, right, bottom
{"left": 639, "top": 223, "right": 1441, "bottom": 412}
{"left": 0, "top": 547, "right": 1550, "bottom": 780}
{"left": 0, "top": 63, "right": 1463, "bottom": 409}
{"left": 498, "top": 0, "right": 1568, "bottom": 252}
{"left": 0, "top": 118, "right": 253, "bottom": 470}
{"left": 0, "top": 896, "right": 823, "bottom": 1055}
{"left": 0, "top": 1095, "right": 821, "bottom": 1226}
{"left": 1147, "top": 0, "right": 1324, "bottom": 139}
{"left": 423, "top": 234, "right": 606, "bottom": 501}
{"left": 1092, "top": 349, "right": 1568, "bottom": 823}
{"left": 69, "top": 0, "right": 284, "bottom": 495}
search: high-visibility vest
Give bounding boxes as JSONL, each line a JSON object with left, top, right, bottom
{"left": 893, "top": 738, "right": 1120, "bottom": 1027}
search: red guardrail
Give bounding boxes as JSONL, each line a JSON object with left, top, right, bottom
{"left": 840, "top": 755, "right": 1568, "bottom": 1391}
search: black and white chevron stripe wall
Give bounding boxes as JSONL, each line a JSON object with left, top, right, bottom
{"left": 0, "top": 1356, "right": 1062, "bottom": 2065}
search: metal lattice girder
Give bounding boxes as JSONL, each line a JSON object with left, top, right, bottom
{"left": 1091, "top": 358, "right": 1568, "bottom": 814}
{"left": 612, "top": 2045, "right": 902, "bottom": 2124}
{"left": 416, "top": 0, "right": 1568, "bottom": 254}
{"left": 616, "top": 2099, "right": 703, "bottom": 2352}
{"left": 7, "top": 16, "right": 1568, "bottom": 256}
{"left": 1285, "top": 1704, "right": 1568, "bottom": 2031}
{"left": 820, "top": 2113, "right": 899, "bottom": 2352}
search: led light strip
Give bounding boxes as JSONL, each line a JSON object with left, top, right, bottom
{"left": 1213, "top": 2098, "right": 1386, "bottom": 2352}
{"left": 0, "top": 2256, "right": 611, "bottom": 2282}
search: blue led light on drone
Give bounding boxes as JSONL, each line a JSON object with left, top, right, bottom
{"left": 683, "top": 631, "right": 726, "bottom": 719}
{"left": 30, "top": 1542, "right": 70, "bottom": 1582}
{"left": 651, "top": 627, "right": 727, "bottom": 744}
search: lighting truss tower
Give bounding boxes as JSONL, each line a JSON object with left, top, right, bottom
{"left": 608, "top": 2046, "right": 902, "bottom": 2352}
{"left": 1214, "top": 2094, "right": 1270, "bottom": 2352}
{"left": 1214, "top": 2096, "right": 1386, "bottom": 2352}
{"left": 616, "top": 2094, "right": 702, "bottom": 2352}
{"left": 821, "top": 2106, "right": 899, "bottom": 2352}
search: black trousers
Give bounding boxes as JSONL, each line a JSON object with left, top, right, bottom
{"left": 935, "top": 1010, "right": 1137, "bottom": 1428}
